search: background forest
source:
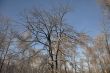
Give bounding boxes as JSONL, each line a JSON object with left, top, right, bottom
{"left": 0, "top": 0, "right": 110, "bottom": 73}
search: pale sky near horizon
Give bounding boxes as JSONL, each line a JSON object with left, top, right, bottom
{"left": 0, "top": 0, "right": 103, "bottom": 36}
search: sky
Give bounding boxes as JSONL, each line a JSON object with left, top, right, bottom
{"left": 0, "top": 0, "right": 103, "bottom": 36}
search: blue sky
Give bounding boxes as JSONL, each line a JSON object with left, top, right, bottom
{"left": 0, "top": 0, "right": 103, "bottom": 36}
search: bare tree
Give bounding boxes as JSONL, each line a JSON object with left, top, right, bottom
{"left": 21, "top": 5, "right": 80, "bottom": 73}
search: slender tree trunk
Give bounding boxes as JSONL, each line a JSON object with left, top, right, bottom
{"left": 105, "top": 34, "right": 110, "bottom": 57}
{"left": 55, "top": 40, "right": 60, "bottom": 73}
{"left": 48, "top": 34, "right": 54, "bottom": 73}
{"left": 0, "top": 41, "right": 10, "bottom": 73}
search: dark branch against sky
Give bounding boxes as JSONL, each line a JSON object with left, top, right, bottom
{"left": 0, "top": 0, "right": 102, "bottom": 36}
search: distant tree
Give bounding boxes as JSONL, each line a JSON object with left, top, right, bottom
{"left": 0, "top": 16, "right": 15, "bottom": 73}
